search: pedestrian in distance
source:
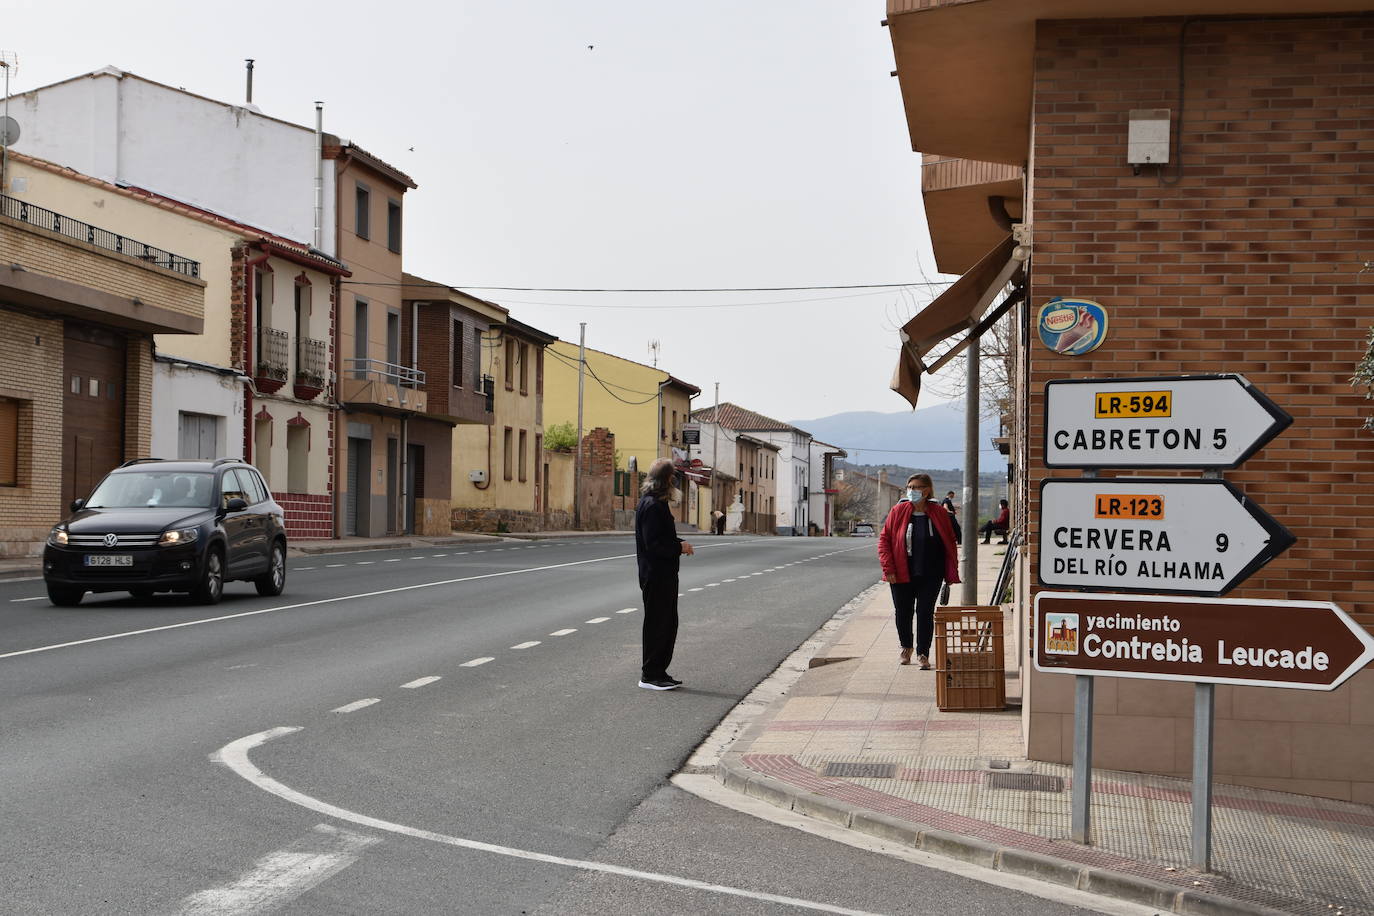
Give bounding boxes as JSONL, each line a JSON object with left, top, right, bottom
{"left": 981, "top": 498, "right": 1010, "bottom": 544}
{"left": 711, "top": 507, "right": 726, "bottom": 536}
{"left": 877, "top": 473, "right": 961, "bottom": 670}
{"left": 941, "top": 490, "right": 963, "bottom": 544}
{"left": 635, "top": 457, "right": 695, "bottom": 690}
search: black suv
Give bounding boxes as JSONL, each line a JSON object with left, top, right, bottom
{"left": 43, "top": 458, "right": 288, "bottom": 606}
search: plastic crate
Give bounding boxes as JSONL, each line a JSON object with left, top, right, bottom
{"left": 934, "top": 606, "right": 1006, "bottom": 711}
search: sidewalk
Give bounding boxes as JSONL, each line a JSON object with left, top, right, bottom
{"left": 707, "top": 543, "right": 1372, "bottom": 916}
{"left": 0, "top": 528, "right": 638, "bottom": 580}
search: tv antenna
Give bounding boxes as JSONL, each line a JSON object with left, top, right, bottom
{"left": 647, "top": 339, "right": 660, "bottom": 367}
{"left": 0, "top": 53, "right": 17, "bottom": 193}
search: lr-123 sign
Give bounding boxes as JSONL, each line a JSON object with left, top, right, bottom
{"left": 1038, "top": 478, "right": 1294, "bottom": 596}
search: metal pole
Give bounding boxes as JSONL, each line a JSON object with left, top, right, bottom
{"left": 1191, "top": 682, "right": 1215, "bottom": 871}
{"left": 1, "top": 61, "right": 10, "bottom": 193}
{"left": 961, "top": 332, "right": 980, "bottom": 604}
{"left": 574, "top": 322, "right": 586, "bottom": 529}
{"left": 245, "top": 59, "right": 254, "bottom": 105}
{"left": 712, "top": 381, "right": 719, "bottom": 522}
{"left": 1071, "top": 674, "right": 1094, "bottom": 844}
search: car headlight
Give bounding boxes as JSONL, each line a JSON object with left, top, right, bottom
{"left": 158, "top": 527, "right": 200, "bottom": 546}
{"left": 48, "top": 526, "right": 69, "bottom": 546}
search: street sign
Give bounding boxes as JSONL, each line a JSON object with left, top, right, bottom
{"left": 1035, "top": 591, "right": 1374, "bottom": 690}
{"left": 681, "top": 423, "right": 701, "bottom": 445}
{"left": 1044, "top": 374, "right": 1291, "bottom": 469}
{"left": 1038, "top": 478, "right": 1294, "bottom": 596}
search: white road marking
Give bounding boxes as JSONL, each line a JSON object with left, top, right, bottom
{"left": 10, "top": 596, "right": 45, "bottom": 602}
{"left": 585, "top": 617, "right": 610, "bottom": 624}
{"left": 296, "top": 567, "right": 317, "bottom": 571}
{"left": 460, "top": 657, "right": 494, "bottom": 667}
{"left": 331, "top": 699, "right": 379, "bottom": 714}
{"left": 410, "top": 556, "right": 426, "bottom": 560}
{"left": 400, "top": 676, "right": 441, "bottom": 689}
{"left": 174, "top": 823, "right": 378, "bottom": 916}
{"left": 0, "top": 551, "right": 639, "bottom": 662}
{"left": 723, "top": 578, "right": 736, "bottom": 582}
{"left": 705, "top": 583, "right": 719, "bottom": 587}
{"left": 213, "top": 729, "right": 885, "bottom": 916}
{"left": 688, "top": 588, "right": 704, "bottom": 592}
{"left": 325, "top": 564, "right": 346, "bottom": 568}
{"left": 384, "top": 558, "right": 403, "bottom": 563}
{"left": 356, "top": 561, "right": 375, "bottom": 566}
{"left": 549, "top": 628, "right": 576, "bottom": 636}
{"left": 511, "top": 641, "right": 541, "bottom": 649}
{"left": 616, "top": 607, "right": 636, "bottom": 614}
{"left": 431, "top": 553, "right": 448, "bottom": 558}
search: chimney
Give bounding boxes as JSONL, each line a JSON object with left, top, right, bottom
{"left": 245, "top": 59, "right": 254, "bottom": 104}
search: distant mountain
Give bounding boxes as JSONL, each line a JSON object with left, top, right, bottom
{"left": 789, "top": 402, "right": 1001, "bottom": 473}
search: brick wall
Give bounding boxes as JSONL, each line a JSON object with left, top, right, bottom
{"left": 275, "top": 492, "right": 332, "bottom": 540}
{"left": 0, "top": 312, "right": 65, "bottom": 557}
{"left": 1023, "top": 14, "right": 1374, "bottom": 801}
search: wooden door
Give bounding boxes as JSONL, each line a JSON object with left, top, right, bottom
{"left": 63, "top": 326, "right": 126, "bottom": 506}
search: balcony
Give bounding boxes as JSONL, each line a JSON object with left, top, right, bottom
{"left": 294, "top": 336, "right": 327, "bottom": 400}
{"left": 255, "top": 327, "right": 290, "bottom": 394}
{"left": 340, "top": 358, "right": 428, "bottom": 415}
{"left": 2, "top": 194, "right": 200, "bottom": 277}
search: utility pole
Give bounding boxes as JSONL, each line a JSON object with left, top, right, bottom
{"left": 961, "top": 333, "right": 980, "bottom": 604}
{"left": 574, "top": 322, "right": 586, "bottom": 529}
{"left": 712, "top": 381, "right": 720, "bottom": 518}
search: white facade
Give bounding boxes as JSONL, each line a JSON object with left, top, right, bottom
{"left": 688, "top": 419, "right": 811, "bottom": 536}
{"left": 152, "top": 359, "right": 246, "bottom": 462}
{"left": 12, "top": 68, "right": 336, "bottom": 255}
{"left": 807, "top": 440, "right": 846, "bottom": 536}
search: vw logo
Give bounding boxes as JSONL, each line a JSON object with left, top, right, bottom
{"left": 103, "top": 533, "right": 119, "bottom": 548}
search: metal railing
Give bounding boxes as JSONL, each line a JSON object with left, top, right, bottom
{"left": 2, "top": 193, "right": 200, "bottom": 277}
{"left": 343, "top": 357, "right": 425, "bottom": 389}
{"left": 256, "top": 326, "right": 290, "bottom": 380}
{"left": 296, "top": 336, "right": 327, "bottom": 384}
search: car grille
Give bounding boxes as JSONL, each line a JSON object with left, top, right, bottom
{"left": 68, "top": 534, "right": 161, "bottom": 548}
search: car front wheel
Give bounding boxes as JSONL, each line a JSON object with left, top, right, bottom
{"left": 47, "top": 585, "right": 84, "bottom": 607}
{"left": 255, "top": 542, "right": 286, "bottom": 597}
{"left": 191, "top": 548, "right": 224, "bottom": 605}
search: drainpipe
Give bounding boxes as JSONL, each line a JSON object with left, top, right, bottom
{"left": 242, "top": 247, "right": 272, "bottom": 465}
{"left": 313, "top": 102, "right": 324, "bottom": 251}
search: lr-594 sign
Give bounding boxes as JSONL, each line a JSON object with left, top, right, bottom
{"left": 1038, "top": 478, "right": 1295, "bottom": 596}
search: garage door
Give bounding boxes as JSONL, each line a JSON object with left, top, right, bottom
{"left": 64, "top": 326, "right": 126, "bottom": 506}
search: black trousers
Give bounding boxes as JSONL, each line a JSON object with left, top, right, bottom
{"left": 889, "top": 574, "right": 943, "bottom": 655}
{"left": 641, "top": 577, "right": 679, "bottom": 680}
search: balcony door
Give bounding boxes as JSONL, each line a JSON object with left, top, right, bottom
{"left": 63, "top": 325, "right": 125, "bottom": 506}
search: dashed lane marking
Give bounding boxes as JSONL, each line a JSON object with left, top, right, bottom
{"left": 213, "top": 730, "right": 885, "bottom": 916}
{"left": 384, "top": 559, "right": 403, "bottom": 563}
{"left": 688, "top": 588, "right": 704, "bottom": 592}
{"left": 460, "top": 657, "right": 494, "bottom": 667}
{"left": 10, "top": 596, "right": 45, "bottom": 602}
{"left": 326, "top": 564, "right": 346, "bottom": 568}
{"left": 400, "top": 676, "right": 441, "bottom": 689}
{"left": 549, "top": 629, "right": 576, "bottom": 637}
{"left": 356, "top": 561, "right": 375, "bottom": 566}
{"left": 510, "top": 641, "right": 541, "bottom": 650}
{"left": 616, "top": 607, "right": 636, "bottom": 614}
{"left": 331, "top": 699, "right": 379, "bottom": 714}
{"left": 585, "top": 617, "right": 610, "bottom": 624}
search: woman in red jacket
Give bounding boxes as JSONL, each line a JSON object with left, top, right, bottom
{"left": 877, "top": 473, "right": 961, "bottom": 669}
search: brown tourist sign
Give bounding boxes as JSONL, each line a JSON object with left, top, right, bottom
{"left": 1034, "top": 591, "right": 1374, "bottom": 691}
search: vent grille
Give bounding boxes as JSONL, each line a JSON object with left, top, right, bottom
{"left": 823, "top": 762, "right": 897, "bottom": 779}
{"left": 69, "top": 534, "right": 160, "bottom": 547}
{"left": 985, "top": 772, "right": 1064, "bottom": 793}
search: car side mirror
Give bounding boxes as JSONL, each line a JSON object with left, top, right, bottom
{"left": 70, "top": 498, "right": 85, "bottom": 512}
{"left": 224, "top": 497, "right": 249, "bottom": 513}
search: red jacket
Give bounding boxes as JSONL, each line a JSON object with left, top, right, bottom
{"left": 877, "top": 499, "right": 962, "bottom": 585}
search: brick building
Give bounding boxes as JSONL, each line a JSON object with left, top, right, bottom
{"left": 0, "top": 190, "right": 203, "bottom": 556}
{"left": 888, "top": 2, "right": 1373, "bottom": 801}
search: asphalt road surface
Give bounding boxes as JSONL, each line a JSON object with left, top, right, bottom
{"left": 0, "top": 535, "right": 1108, "bottom": 915}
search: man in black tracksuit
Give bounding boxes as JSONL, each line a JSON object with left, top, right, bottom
{"left": 635, "top": 457, "right": 694, "bottom": 690}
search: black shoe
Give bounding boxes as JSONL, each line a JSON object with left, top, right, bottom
{"left": 639, "top": 678, "right": 680, "bottom": 691}
{"left": 664, "top": 675, "right": 683, "bottom": 686}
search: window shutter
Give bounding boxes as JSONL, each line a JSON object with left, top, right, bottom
{"left": 0, "top": 398, "right": 17, "bottom": 486}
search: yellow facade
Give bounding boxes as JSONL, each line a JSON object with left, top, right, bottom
{"left": 543, "top": 342, "right": 697, "bottom": 474}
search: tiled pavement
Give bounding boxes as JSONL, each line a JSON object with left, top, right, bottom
{"left": 711, "top": 544, "right": 1372, "bottom": 916}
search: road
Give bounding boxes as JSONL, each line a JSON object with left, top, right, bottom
{"left": 0, "top": 535, "right": 1107, "bottom": 914}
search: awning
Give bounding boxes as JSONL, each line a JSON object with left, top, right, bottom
{"left": 889, "top": 235, "right": 1024, "bottom": 408}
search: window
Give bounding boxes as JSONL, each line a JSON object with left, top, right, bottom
{"left": 287, "top": 424, "right": 309, "bottom": 493}
{"left": 535, "top": 348, "right": 544, "bottom": 395}
{"left": 178, "top": 412, "right": 220, "bottom": 460}
{"left": 518, "top": 342, "right": 529, "bottom": 395}
{"left": 386, "top": 311, "right": 401, "bottom": 368}
{"left": 242, "top": 468, "right": 270, "bottom": 505}
{"left": 294, "top": 281, "right": 312, "bottom": 377}
{"left": 452, "top": 320, "right": 464, "bottom": 388}
{"left": 504, "top": 337, "right": 515, "bottom": 390}
{"left": 354, "top": 298, "right": 369, "bottom": 379}
{"left": 355, "top": 183, "right": 370, "bottom": 238}
{"left": 387, "top": 199, "right": 402, "bottom": 252}
{"left": 534, "top": 434, "right": 542, "bottom": 483}
{"left": 671, "top": 410, "right": 677, "bottom": 443}
{"left": 220, "top": 469, "right": 248, "bottom": 509}
{"left": 503, "top": 427, "right": 514, "bottom": 481}
{"left": 474, "top": 328, "right": 484, "bottom": 388}
{"left": 0, "top": 397, "right": 18, "bottom": 487}
{"left": 518, "top": 429, "right": 528, "bottom": 482}
{"left": 660, "top": 406, "right": 666, "bottom": 440}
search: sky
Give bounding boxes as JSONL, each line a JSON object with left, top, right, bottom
{"left": 7, "top": 0, "right": 963, "bottom": 424}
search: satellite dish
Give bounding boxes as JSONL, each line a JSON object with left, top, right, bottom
{"left": 0, "top": 116, "right": 19, "bottom": 147}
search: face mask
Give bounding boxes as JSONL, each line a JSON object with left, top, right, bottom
{"left": 907, "top": 489, "right": 924, "bottom": 503}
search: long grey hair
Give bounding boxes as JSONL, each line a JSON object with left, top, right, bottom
{"left": 641, "top": 457, "right": 680, "bottom": 504}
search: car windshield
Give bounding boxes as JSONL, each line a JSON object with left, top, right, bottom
{"left": 86, "top": 471, "right": 216, "bottom": 509}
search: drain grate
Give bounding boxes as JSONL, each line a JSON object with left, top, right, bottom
{"left": 824, "top": 762, "right": 898, "bottom": 779}
{"left": 985, "top": 771, "right": 1064, "bottom": 793}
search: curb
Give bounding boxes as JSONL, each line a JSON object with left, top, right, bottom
{"left": 716, "top": 750, "right": 1293, "bottom": 916}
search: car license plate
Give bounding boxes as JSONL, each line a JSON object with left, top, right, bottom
{"left": 84, "top": 555, "right": 133, "bottom": 567}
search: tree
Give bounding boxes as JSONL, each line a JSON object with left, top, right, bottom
{"left": 544, "top": 421, "right": 577, "bottom": 452}
{"left": 919, "top": 307, "right": 1015, "bottom": 424}
{"left": 834, "top": 479, "right": 876, "bottom": 523}
{"left": 1354, "top": 325, "right": 1374, "bottom": 432}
